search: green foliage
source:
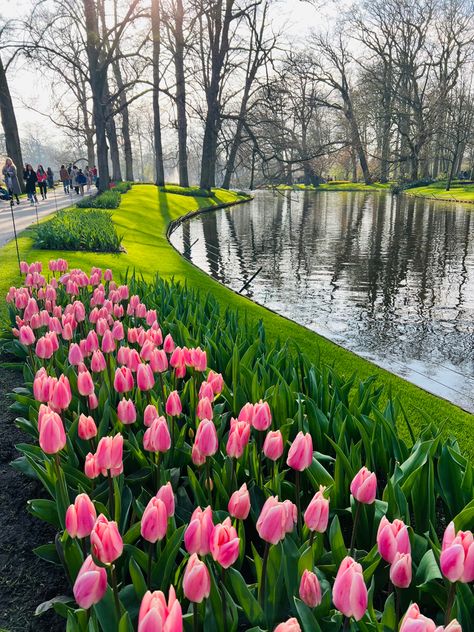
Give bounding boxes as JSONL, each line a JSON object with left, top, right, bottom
{"left": 113, "top": 181, "right": 133, "bottom": 194}
{"left": 33, "top": 209, "right": 122, "bottom": 252}
{"left": 159, "top": 184, "right": 216, "bottom": 198}
{"left": 391, "top": 178, "right": 435, "bottom": 194}
{"left": 77, "top": 190, "right": 122, "bottom": 209}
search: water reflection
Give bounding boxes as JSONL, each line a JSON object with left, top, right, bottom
{"left": 170, "top": 190, "right": 474, "bottom": 411}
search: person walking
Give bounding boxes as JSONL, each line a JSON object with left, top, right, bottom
{"left": 59, "top": 164, "right": 69, "bottom": 194}
{"left": 85, "top": 166, "right": 92, "bottom": 192}
{"left": 71, "top": 165, "right": 79, "bottom": 194}
{"left": 2, "top": 157, "right": 21, "bottom": 204}
{"left": 23, "top": 164, "right": 38, "bottom": 204}
{"left": 37, "top": 165, "right": 48, "bottom": 200}
{"left": 76, "top": 168, "right": 87, "bottom": 195}
{"left": 47, "top": 167, "right": 54, "bottom": 188}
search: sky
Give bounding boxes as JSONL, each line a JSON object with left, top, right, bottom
{"left": 1, "top": 0, "right": 345, "bottom": 144}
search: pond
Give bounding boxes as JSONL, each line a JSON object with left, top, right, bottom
{"left": 169, "top": 190, "right": 474, "bottom": 412}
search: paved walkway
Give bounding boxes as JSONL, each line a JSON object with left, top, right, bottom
{"left": 0, "top": 188, "right": 84, "bottom": 248}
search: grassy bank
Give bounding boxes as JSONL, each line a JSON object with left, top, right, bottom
{"left": 274, "top": 182, "right": 391, "bottom": 192}
{"left": 406, "top": 180, "right": 474, "bottom": 203}
{"left": 1, "top": 184, "right": 472, "bottom": 458}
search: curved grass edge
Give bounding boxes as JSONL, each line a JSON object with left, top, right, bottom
{"left": 0, "top": 184, "right": 472, "bottom": 459}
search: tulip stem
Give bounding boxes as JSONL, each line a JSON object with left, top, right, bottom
{"left": 445, "top": 582, "right": 457, "bottom": 625}
{"left": 258, "top": 433, "right": 263, "bottom": 488}
{"left": 259, "top": 542, "right": 270, "bottom": 607}
{"left": 295, "top": 471, "right": 302, "bottom": 537}
{"left": 206, "top": 459, "right": 212, "bottom": 505}
{"left": 159, "top": 373, "right": 166, "bottom": 414}
{"left": 220, "top": 567, "right": 227, "bottom": 625}
{"left": 147, "top": 541, "right": 154, "bottom": 588}
{"left": 349, "top": 500, "right": 361, "bottom": 559}
{"left": 343, "top": 616, "right": 350, "bottom": 631}
{"left": 107, "top": 471, "right": 114, "bottom": 518}
{"left": 193, "top": 602, "right": 199, "bottom": 632}
{"left": 110, "top": 564, "right": 121, "bottom": 618}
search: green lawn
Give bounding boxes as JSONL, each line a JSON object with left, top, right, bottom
{"left": 406, "top": 180, "right": 474, "bottom": 203}
{"left": 1, "top": 184, "right": 473, "bottom": 458}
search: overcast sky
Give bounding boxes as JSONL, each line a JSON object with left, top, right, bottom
{"left": 1, "top": 0, "right": 345, "bottom": 142}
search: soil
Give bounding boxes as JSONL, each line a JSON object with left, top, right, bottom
{"left": 0, "top": 360, "right": 65, "bottom": 632}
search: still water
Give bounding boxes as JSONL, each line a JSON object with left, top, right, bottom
{"left": 170, "top": 190, "right": 474, "bottom": 411}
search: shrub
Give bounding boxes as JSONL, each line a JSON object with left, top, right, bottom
{"left": 77, "top": 190, "right": 122, "bottom": 209}
{"left": 1, "top": 266, "right": 473, "bottom": 632}
{"left": 113, "top": 181, "right": 133, "bottom": 194}
{"left": 391, "top": 178, "right": 435, "bottom": 194}
{"left": 159, "top": 184, "right": 216, "bottom": 198}
{"left": 33, "top": 209, "right": 122, "bottom": 252}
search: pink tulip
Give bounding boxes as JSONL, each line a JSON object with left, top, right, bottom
{"left": 112, "top": 320, "right": 124, "bottom": 341}
{"left": 127, "top": 349, "right": 142, "bottom": 372}
{"left": 156, "top": 482, "right": 175, "bottom": 517}
{"left": 49, "top": 374, "right": 72, "bottom": 410}
{"left": 85, "top": 452, "right": 99, "bottom": 479}
{"left": 191, "top": 347, "right": 207, "bottom": 372}
{"left": 144, "top": 404, "right": 159, "bottom": 427}
{"left": 299, "top": 570, "right": 322, "bottom": 608}
{"left": 192, "top": 443, "right": 206, "bottom": 466}
{"left": 400, "top": 604, "right": 436, "bottom": 632}
{"left": 390, "top": 552, "right": 412, "bottom": 588}
{"left": 65, "top": 493, "right": 97, "bottom": 539}
{"left": 440, "top": 521, "right": 474, "bottom": 583}
{"left": 437, "top": 621, "right": 462, "bottom": 632}
{"left": 166, "top": 391, "right": 182, "bottom": 416}
{"left": 252, "top": 400, "right": 272, "bottom": 431}
{"left": 117, "top": 345, "right": 130, "bottom": 365}
{"left": 226, "top": 419, "right": 251, "bottom": 458}
{"left": 117, "top": 398, "right": 137, "bottom": 425}
{"left": 77, "top": 370, "right": 95, "bottom": 397}
{"left": 377, "top": 516, "right": 411, "bottom": 564}
{"left": 184, "top": 506, "right": 214, "bottom": 556}
{"left": 143, "top": 416, "right": 171, "bottom": 453}
{"left": 36, "top": 335, "right": 54, "bottom": 359}
{"left": 197, "top": 397, "right": 213, "bottom": 421}
{"left": 210, "top": 517, "right": 240, "bottom": 569}
{"left": 91, "top": 349, "right": 106, "bottom": 373}
{"left": 19, "top": 325, "right": 35, "bottom": 346}
{"left": 274, "top": 619, "right": 301, "bottom": 632}
{"left": 138, "top": 587, "right": 182, "bottom": 632}
{"left": 101, "top": 330, "right": 116, "bottom": 353}
{"left": 90, "top": 514, "right": 123, "bottom": 564}
{"left": 38, "top": 410, "right": 66, "bottom": 454}
{"left": 238, "top": 402, "right": 254, "bottom": 424}
{"left": 141, "top": 497, "right": 168, "bottom": 543}
{"left": 257, "top": 496, "right": 294, "bottom": 545}
{"left": 183, "top": 554, "right": 211, "bottom": 603}
{"left": 333, "top": 556, "right": 367, "bottom": 621}
{"left": 207, "top": 370, "right": 223, "bottom": 394}
{"left": 114, "top": 366, "right": 134, "bottom": 393}
{"left": 163, "top": 333, "right": 175, "bottom": 354}
{"left": 86, "top": 330, "right": 99, "bottom": 353}
{"left": 304, "top": 486, "right": 330, "bottom": 533}
{"left": 137, "top": 363, "right": 155, "bottom": 391}
{"left": 199, "top": 381, "right": 214, "bottom": 401}
{"left": 78, "top": 414, "right": 97, "bottom": 441}
{"left": 73, "top": 555, "right": 107, "bottom": 609}
{"left": 286, "top": 431, "right": 313, "bottom": 471}
{"left": 89, "top": 393, "right": 99, "bottom": 410}
{"left": 263, "top": 430, "right": 284, "bottom": 461}
{"left": 95, "top": 434, "right": 123, "bottom": 477}
{"left": 194, "top": 419, "right": 218, "bottom": 457}
{"left": 350, "top": 467, "right": 377, "bottom": 505}
{"left": 228, "top": 483, "right": 251, "bottom": 520}
{"left": 150, "top": 348, "right": 168, "bottom": 373}
{"left": 67, "top": 343, "right": 83, "bottom": 365}
{"left": 33, "top": 368, "right": 51, "bottom": 402}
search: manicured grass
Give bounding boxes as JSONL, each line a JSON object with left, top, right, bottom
{"left": 406, "top": 180, "right": 474, "bottom": 203}
{"left": 1, "top": 184, "right": 473, "bottom": 458}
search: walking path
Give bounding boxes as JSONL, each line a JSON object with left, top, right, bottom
{"left": 0, "top": 189, "right": 80, "bottom": 248}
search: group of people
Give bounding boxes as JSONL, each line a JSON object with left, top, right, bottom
{"left": 1, "top": 158, "right": 99, "bottom": 205}
{"left": 59, "top": 164, "right": 98, "bottom": 196}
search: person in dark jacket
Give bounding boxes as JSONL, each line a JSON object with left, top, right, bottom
{"left": 59, "top": 165, "right": 69, "bottom": 194}
{"left": 2, "top": 157, "right": 21, "bottom": 204}
{"left": 23, "top": 164, "right": 38, "bottom": 204}
{"left": 37, "top": 165, "right": 48, "bottom": 200}
{"left": 47, "top": 167, "right": 54, "bottom": 188}
{"left": 76, "top": 169, "right": 87, "bottom": 196}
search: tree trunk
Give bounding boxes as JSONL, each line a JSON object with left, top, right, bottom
{"left": 249, "top": 144, "right": 256, "bottom": 190}
{"left": 111, "top": 60, "right": 133, "bottom": 181}
{"left": 151, "top": 0, "right": 165, "bottom": 186}
{"left": 106, "top": 100, "right": 122, "bottom": 182}
{"left": 222, "top": 115, "right": 245, "bottom": 189}
{"left": 86, "top": 132, "right": 95, "bottom": 167}
{"left": 174, "top": 0, "right": 188, "bottom": 187}
{"left": 200, "top": 92, "right": 220, "bottom": 190}
{"left": 0, "top": 55, "right": 25, "bottom": 192}
{"left": 344, "top": 95, "right": 371, "bottom": 184}
{"left": 83, "top": 0, "right": 110, "bottom": 192}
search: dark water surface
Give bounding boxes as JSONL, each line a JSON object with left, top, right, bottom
{"left": 170, "top": 190, "right": 474, "bottom": 411}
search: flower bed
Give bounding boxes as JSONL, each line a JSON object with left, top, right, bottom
{"left": 1, "top": 260, "right": 473, "bottom": 632}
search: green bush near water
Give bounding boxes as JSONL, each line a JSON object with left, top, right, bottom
{"left": 113, "top": 180, "right": 133, "bottom": 194}
{"left": 159, "top": 184, "right": 216, "bottom": 198}
{"left": 34, "top": 208, "right": 123, "bottom": 252}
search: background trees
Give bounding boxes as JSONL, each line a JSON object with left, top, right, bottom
{"left": 2, "top": 0, "right": 474, "bottom": 190}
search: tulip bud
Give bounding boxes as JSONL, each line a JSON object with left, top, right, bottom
{"left": 390, "top": 552, "right": 412, "bottom": 588}
{"left": 207, "top": 370, "right": 223, "bottom": 394}
{"left": 138, "top": 587, "right": 182, "bottom": 632}
{"left": 183, "top": 554, "right": 211, "bottom": 603}
{"left": 399, "top": 604, "right": 437, "bottom": 632}
{"left": 440, "top": 521, "right": 474, "bottom": 583}
{"left": 156, "top": 482, "right": 175, "bottom": 517}
{"left": 19, "top": 325, "right": 35, "bottom": 346}
{"left": 274, "top": 619, "right": 301, "bottom": 632}
{"left": 228, "top": 483, "right": 250, "bottom": 520}
{"left": 286, "top": 431, "right": 313, "bottom": 471}
{"left": 117, "top": 398, "right": 137, "bottom": 425}
{"left": 194, "top": 419, "right": 218, "bottom": 457}
{"left": 77, "top": 370, "right": 95, "bottom": 397}
{"left": 333, "top": 557, "right": 367, "bottom": 621}
{"left": 78, "top": 414, "right": 97, "bottom": 441}
{"left": 90, "top": 514, "right": 123, "bottom": 564}
{"left": 210, "top": 518, "right": 240, "bottom": 569}
{"left": 143, "top": 416, "right": 171, "bottom": 453}
{"left": 184, "top": 506, "right": 214, "bottom": 556}
{"left": 350, "top": 467, "right": 377, "bottom": 505}
{"left": 165, "top": 390, "right": 182, "bottom": 416}
{"left": 141, "top": 497, "right": 168, "bottom": 543}
{"left": 377, "top": 516, "right": 410, "bottom": 564}
{"left": 197, "top": 397, "right": 213, "bottom": 421}
{"left": 39, "top": 410, "right": 66, "bottom": 454}
{"left": 252, "top": 400, "right": 272, "bottom": 431}
{"left": 137, "top": 363, "right": 155, "bottom": 391}
{"left": 299, "top": 570, "right": 322, "bottom": 608}
{"left": 144, "top": 404, "right": 159, "bottom": 427}
{"left": 304, "top": 486, "right": 330, "bottom": 534}
{"left": 263, "top": 430, "right": 284, "bottom": 461}
{"left": 73, "top": 555, "right": 107, "bottom": 609}
{"left": 68, "top": 343, "right": 83, "bottom": 365}
{"left": 66, "top": 493, "right": 97, "bottom": 539}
